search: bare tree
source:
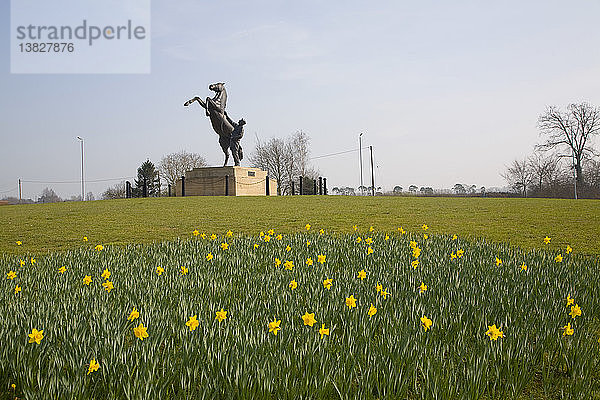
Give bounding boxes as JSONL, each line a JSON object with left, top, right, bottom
{"left": 158, "top": 151, "right": 207, "bottom": 188}
{"left": 502, "top": 158, "right": 534, "bottom": 197}
{"left": 38, "top": 187, "right": 61, "bottom": 203}
{"left": 249, "top": 131, "right": 318, "bottom": 195}
{"left": 102, "top": 181, "right": 127, "bottom": 200}
{"left": 537, "top": 103, "right": 600, "bottom": 190}
{"left": 528, "top": 152, "right": 559, "bottom": 193}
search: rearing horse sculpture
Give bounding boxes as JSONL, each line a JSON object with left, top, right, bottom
{"left": 184, "top": 83, "right": 243, "bottom": 166}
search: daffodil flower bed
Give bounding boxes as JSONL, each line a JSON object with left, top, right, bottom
{"left": 1, "top": 229, "right": 599, "bottom": 398}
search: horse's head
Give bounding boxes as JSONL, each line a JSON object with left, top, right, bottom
{"left": 209, "top": 82, "right": 225, "bottom": 93}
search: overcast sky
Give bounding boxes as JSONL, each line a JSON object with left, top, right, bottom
{"left": 2, "top": 0, "right": 600, "bottom": 199}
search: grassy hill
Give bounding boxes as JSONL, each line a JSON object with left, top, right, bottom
{"left": 1, "top": 196, "right": 599, "bottom": 256}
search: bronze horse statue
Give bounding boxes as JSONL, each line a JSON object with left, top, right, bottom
{"left": 184, "top": 83, "right": 244, "bottom": 166}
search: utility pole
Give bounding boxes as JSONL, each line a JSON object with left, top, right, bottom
{"left": 77, "top": 136, "right": 84, "bottom": 201}
{"left": 359, "top": 133, "right": 364, "bottom": 195}
{"left": 572, "top": 149, "right": 578, "bottom": 200}
{"left": 18, "top": 179, "right": 22, "bottom": 204}
{"left": 370, "top": 145, "right": 375, "bottom": 196}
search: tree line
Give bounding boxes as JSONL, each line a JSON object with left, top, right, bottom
{"left": 503, "top": 103, "right": 600, "bottom": 198}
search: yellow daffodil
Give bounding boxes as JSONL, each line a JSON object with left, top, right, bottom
{"left": 317, "top": 254, "right": 326, "bottom": 264}
{"left": 134, "top": 323, "right": 149, "bottom": 340}
{"left": 520, "top": 263, "right": 527, "bottom": 271}
{"left": 569, "top": 304, "right": 582, "bottom": 319}
{"left": 210, "top": 234, "right": 217, "bottom": 240}
{"left": 319, "top": 229, "right": 325, "bottom": 235}
{"left": 284, "top": 260, "right": 294, "bottom": 270}
{"left": 264, "top": 235, "right": 271, "bottom": 242}
{"left": 16, "top": 241, "right": 22, "bottom": 246}
{"left": 83, "top": 236, "right": 88, "bottom": 242}
{"left": 555, "top": 254, "right": 563, "bottom": 263}
{"left": 368, "top": 304, "right": 377, "bottom": 318}
{"left": 186, "top": 315, "right": 199, "bottom": 331}
{"left": 274, "top": 258, "right": 281, "bottom": 267}
{"left": 452, "top": 234, "right": 457, "bottom": 240}
{"left": 268, "top": 319, "right": 281, "bottom": 335}
{"left": 376, "top": 282, "right": 382, "bottom": 293}
{"left": 369, "top": 226, "right": 375, "bottom": 232}
{"left": 457, "top": 249, "right": 464, "bottom": 258}
{"left": 305, "top": 224, "right": 311, "bottom": 231}
{"left": 28, "top": 328, "right": 44, "bottom": 344}
{"left": 87, "top": 359, "right": 100, "bottom": 375}
{"left": 200, "top": 233, "right": 206, "bottom": 239}
{"left": 128, "top": 307, "right": 139, "bottom": 321}
{"left": 421, "top": 316, "right": 432, "bottom": 331}
{"left": 419, "top": 282, "right": 427, "bottom": 293}
{"left": 226, "top": 230, "right": 233, "bottom": 237}
{"left": 15, "top": 285, "right": 21, "bottom": 294}
{"left": 562, "top": 322, "right": 574, "bottom": 337}
{"left": 253, "top": 243, "right": 259, "bottom": 249}
{"left": 30, "top": 257, "right": 36, "bottom": 265}
{"left": 259, "top": 231, "right": 264, "bottom": 237}
{"left": 450, "top": 252, "right": 457, "bottom": 260}
{"left": 544, "top": 236, "right": 551, "bottom": 244}
{"left": 412, "top": 247, "right": 421, "bottom": 259}
{"left": 411, "top": 260, "right": 419, "bottom": 269}
{"left": 206, "top": 253, "right": 213, "bottom": 261}
{"left": 485, "top": 324, "right": 504, "bottom": 340}
{"left": 566, "top": 245, "right": 573, "bottom": 254}
{"left": 356, "top": 237, "right": 362, "bottom": 243}
{"left": 101, "top": 269, "right": 110, "bottom": 280}
{"left": 367, "top": 246, "right": 374, "bottom": 255}
{"left": 7, "top": 271, "right": 16, "bottom": 280}
{"left": 156, "top": 266, "right": 164, "bottom": 276}
{"left": 357, "top": 269, "right": 366, "bottom": 280}
{"left": 285, "top": 245, "right": 291, "bottom": 252}
{"left": 216, "top": 308, "right": 227, "bottom": 322}
{"left": 306, "top": 240, "right": 311, "bottom": 247}
{"left": 398, "top": 227, "right": 406, "bottom": 235}
{"left": 345, "top": 295, "right": 357, "bottom": 309}
{"left": 102, "top": 281, "right": 114, "bottom": 292}
{"left": 289, "top": 279, "right": 297, "bottom": 290}
{"left": 220, "top": 242, "right": 229, "bottom": 250}
{"left": 276, "top": 234, "right": 282, "bottom": 240}
{"left": 58, "top": 266, "right": 67, "bottom": 274}
{"left": 306, "top": 257, "right": 313, "bottom": 266}
{"left": 180, "top": 266, "right": 188, "bottom": 275}
{"left": 302, "top": 312, "right": 316, "bottom": 327}
{"left": 319, "top": 323, "right": 329, "bottom": 338}
{"left": 381, "top": 288, "right": 390, "bottom": 299}
{"left": 422, "top": 224, "right": 428, "bottom": 231}
{"left": 566, "top": 295, "right": 575, "bottom": 307}
{"left": 365, "top": 237, "right": 373, "bottom": 245}
{"left": 323, "top": 278, "right": 332, "bottom": 290}
{"left": 192, "top": 229, "right": 199, "bottom": 237}
{"left": 353, "top": 225, "right": 358, "bottom": 232}
{"left": 495, "top": 257, "right": 502, "bottom": 266}
{"left": 95, "top": 244, "right": 103, "bottom": 251}
{"left": 19, "top": 259, "right": 26, "bottom": 267}
{"left": 423, "top": 234, "right": 428, "bottom": 240}
{"left": 83, "top": 275, "right": 92, "bottom": 285}
{"left": 385, "top": 234, "right": 389, "bottom": 241}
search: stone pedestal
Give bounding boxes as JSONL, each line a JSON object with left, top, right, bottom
{"left": 175, "top": 166, "right": 277, "bottom": 196}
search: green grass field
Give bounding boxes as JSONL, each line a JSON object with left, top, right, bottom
{"left": 2, "top": 196, "right": 600, "bottom": 398}
{"left": 1, "top": 196, "right": 600, "bottom": 256}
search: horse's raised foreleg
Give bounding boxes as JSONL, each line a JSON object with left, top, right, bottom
{"left": 183, "top": 96, "right": 207, "bottom": 109}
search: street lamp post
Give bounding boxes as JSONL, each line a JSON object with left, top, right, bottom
{"left": 77, "top": 136, "right": 84, "bottom": 201}
{"left": 359, "top": 133, "right": 364, "bottom": 195}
